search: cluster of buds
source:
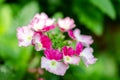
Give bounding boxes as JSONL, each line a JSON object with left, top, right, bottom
{"left": 17, "top": 12, "right": 97, "bottom": 76}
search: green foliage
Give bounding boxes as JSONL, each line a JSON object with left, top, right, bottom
{"left": 89, "top": 0, "right": 116, "bottom": 19}
{"left": 73, "top": 0, "right": 102, "bottom": 36}
{"left": 0, "top": 65, "right": 15, "bottom": 80}
{"left": 0, "top": 4, "right": 13, "bottom": 35}
{"left": 84, "top": 53, "right": 118, "bottom": 80}
{"left": 16, "top": 1, "right": 39, "bottom": 27}
{"left": 73, "top": 4, "right": 103, "bottom": 36}
{"left": 62, "top": 53, "right": 119, "bottom": 80}
{"left": 52, "top": 12, "right": 64, "bottom": 20}
{"left": 0, "top": 0, "right": 4, "bottom": 4}
{"left": 73, "top": 0, "right": 116, "bottom": 36}
{"left": 0, "top": 1, "right": 39, "bottom": 80}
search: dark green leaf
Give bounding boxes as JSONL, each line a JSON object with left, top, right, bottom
{"left": 89, "top": 0, "right": 116, "bottom": 19}
{"left": 52, "top": 12, "right": 63, "bottom": 20}
{"left": 74, "top": 5, "right": 103, "bottom": 36}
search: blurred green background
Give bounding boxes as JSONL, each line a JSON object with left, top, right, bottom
{"left": 0, "top": 0, "right": 120, "bottom": 80}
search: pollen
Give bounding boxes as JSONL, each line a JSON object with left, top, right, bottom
{"left": 51, "top": 60, "right": 56, "bottom": 66}
{"left": 27, "top": 36, "right": 32, "bottom": 40}
{"left": 37, "top": 43, "right": 42, "bottom": 49}
{"left": 50, "top": 60, "right": 57, "bottom": 68}
{"left": 64, "top": 56, "right": 71, "bottom": 63}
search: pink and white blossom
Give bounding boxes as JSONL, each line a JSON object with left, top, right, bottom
{"left": 58, "top": 17, "right": 75, "bottom": 32}
{"left": 62, "top": 46, "right": 80, "bottom": 65}
{"left": 32, "top": 32, "right": 52, "bottom": 51}
{"left": 17, "top": 26, "right": 34, "bottom": 47}
{"left": 41, "top": 49, "right": 69, "bottom": 76}
{"left": 73, "top": 29, "right": 93, "bottom": 47}
{"left": 30, "top": 12, "right": 55, "bottom": 32}
{"left": 80, "top": 47, "right": 97, "bottom": 67}
{"left": 17, "top": 12, "right": 97, "bottom": 75}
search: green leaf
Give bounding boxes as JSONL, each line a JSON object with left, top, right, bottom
{"left": 8, "top": 1, "right": 39, "bottom": 37}
{"left": 0, "top": 4, "right": 13, "bottom": 35}
{"left": 0, "top": 1, "right": 39, "bottom": 80}
{"left": 0, "top": 65, "right": 16, "bottom": 80}
{"left": 16, "top": 1, "right": 39, "bottom": 27}
{"left": 8, "top": 1, "right": 39, "bottom": 79}
{"left": 84, "top": 53, "right": 118, "bottom": 80}
{"left": 0, "top": 0, "right": 4, "bottom": 4}
{"left": 74, "top": 5, "right": 103, "bottom": 36}
{"left": 52, "top": 12, "right": 63, "bottom": 20}
{"left": 89, "top": 0, "right": 116, "bottom": 19}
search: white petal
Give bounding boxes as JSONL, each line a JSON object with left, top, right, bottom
{"left": 80, "top": 47, "right": 97, "bottom": 67}
{"left": 41, "top": 57, "right": 69, "bottom": 76}
{"left": 39, "top": 12, "right": 48, "bottom": 19}
{"left": 64, "top": 56, "right": 80, "bottom": 65}
{"left": 32, "top": 34, "right": 43, "bottom": 51}
{"left": 17, "top": 26, "right": 34, "bottom": 47}
{"left": 35, "top": 43, "right": 43, "bottom": 51}
{"left": 45, "top": 19, "right": 55, "bottom": 26}
{"left": 33, "top": 20, "right": 45, "bottom": 31}
{"left": 73, "top": 29, "right": 93, "bottom": 47}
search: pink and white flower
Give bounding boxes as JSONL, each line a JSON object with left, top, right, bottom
{"left": 30, "top": 12, "right": 55, "bottom": 32}
{"left": 58, "top": 17, "right": 75, "bottom": 32}
{"left": 17, "top": 26, "right": 34, "bottom": 47}
{"left": 41, "top": 49, "right": 69, "bottom": 76}
{"left": 32, "top": 32, "right": 52, "bottom": 51}
{"left": 80, "top": 47, "right": 97, "bottom": 67}
{"left": 16, "top": 12, "right": 97, "bottom": 75}
{"left": 73, "top": 29, "right": 93, "bottom": 47}
{"left": 62, "top": 46, "right": 80, "bottom": 65}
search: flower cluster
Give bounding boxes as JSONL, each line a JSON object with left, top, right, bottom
{"left": 17, "top": 12, "right": 97, "bottom": 76}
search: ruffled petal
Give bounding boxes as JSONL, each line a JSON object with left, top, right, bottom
{"left": 58, "top": 17, "right": 75, "bottom": 32}
{"left": 40, "top": 34, "right": 52, "bottom": 49}
{"left": 80, "top": 35, "right": 93, "bottom": 47}
{"left": 17, "top": 26, "right": 34, "bottom": 47}
{"left": 45, "top": 18, "right": 55, "bottom": 26}
{"left": 44, "top": 49, "right": 63, "bottom": 61}
{"left": 68, "top": 30, "right": 76, "bottom": 40}
{"left": 41, "top": 57, "right": 69, "bottom": 76}
{"left": 32, "top": 32, "right": 43, "bottom": 51}
{"left": 30, "top": 13, "right": 55, "bottom": 32}
{"left": 62, "top": 46, "right": 75, "bottom": 56}
{"left": 64, "top": 56, "right": 80, "bottom": 65}
{"left": 32, "top": 32, "right": 52, "bottom": 51}
{"left": 73, "top": 29, "right": 93, "bottom": 47}
{"left": 80, "top": 47, "right": 97, "bottom": 67}
{"left": 76, "top": 42, "right": 83, "bottom": 55}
